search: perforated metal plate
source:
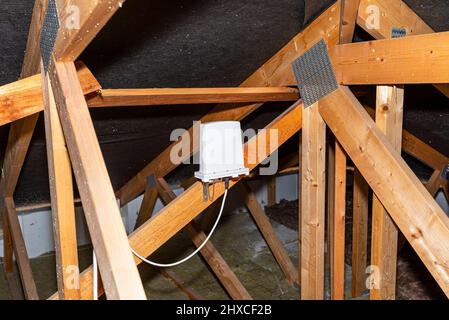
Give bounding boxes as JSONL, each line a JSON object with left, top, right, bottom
{"left": 291, "top": 39, "right": 338, "bottom": 108}
{"left": 392, "top": 28, "right": 407, "bottom": 38}
{"left": 40, "top": 0, "right": 60, "bottom": 72}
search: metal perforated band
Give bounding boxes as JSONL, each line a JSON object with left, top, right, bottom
{"left": 40, "top": 0, "right": 60, "bottom": 72}
{"left": 392, "top": 28, "right": 407, "bottom": 38}
{"left": 291, "top": 39, "right": 338, "bottom": 108}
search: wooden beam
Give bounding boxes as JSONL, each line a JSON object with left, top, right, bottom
{"left": 301, "top": 103, "right": 326, "bottom": 300}
{"left": 134, "top": 184, "right": 159, "bottom": 230}
{"left": 330, "top": 31, "right": 449, "bottom": 85}
{"left": 340, "top": 0, "right": 360, "bottom": 44}
{"left": 351, "top": 169, "right": 369, "bottom": 297}
{"left": 117, "top": 1, "right": 341, "bottom": 206}
{"left": 240, "top": 181, "right": 298, "bottom": 285}
{"left": 53, "top": 0, "right": 127, "bottom": 61}
{"left": 357, "top": 0, "right": 449, "bottom": 98}
{"left": 330, "top": 142, "right": 347, "bottom": 300}
{"left": 3, "top": 198, "right": 39, "bottom": 300}
{"left": 370, "top": 85, "right": 404, "bottom": 300}
{"left": 319, "top": 86, "right": 449, "bottom": 297}
{"left": 48, "top": 59, "right": 146, "bottom": 300}
{"left": 267, "top": 177, "right": 276, "bottom": 207}
{"left": 87, "top": 87, "right": 299, "bottom": 107}
{"left": 155, "top": 177, "right": 252, "bottom": 300}
{"left": 42, "top": 63, "right": 80, "bottom": 300}
{"left": 49, "top": 100, "right": 303, "bottom": 299}
{"left": 0, "top": 62, "right": 101, "bottom": 127}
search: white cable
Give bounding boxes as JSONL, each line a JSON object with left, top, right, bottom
{"left": 93, "top": 251, "right": 98, "bottom": 300}
{"left": 130, "top": 188, "right": 229, "bottom": 268}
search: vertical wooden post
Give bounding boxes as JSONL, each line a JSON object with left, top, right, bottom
{"left": 330, "top": 142, "right": 347, "bottom": 300}
{"left": 267, "top": 177, "right": 276, "bottom": 207}
{"left": 301, "top": 103, "right": 326, "bottom": 299}
{"left": 351, "top": 170, "right": 369, "bottom": 297}
{"left": 370, "top": 85, "right": 404, "bottom": 300}
{"left": 42, "top": 65, "right": 80, "bottom": 300}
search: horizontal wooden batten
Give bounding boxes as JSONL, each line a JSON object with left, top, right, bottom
{"left": 0, "top": 62, "right": 100, "bottom": 127}
{"left": 87, "top": 87, "right": 300, "bottom": 107}
{"left": 331, "top": 31, "right": 449, "bottom": 84}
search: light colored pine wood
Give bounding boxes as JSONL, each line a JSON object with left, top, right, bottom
{"left": 331, "top": 31, "right": 449, "bottom": 85}
{"left": 240, "top": 181, "right": 298, "bottom": 285}
{"left": 117, "top": 1, "right": 341, "bottom": 206}
{"left": 49, "top": 100, "right": 303, "bottom": 300}
{"left": 340, "top": 0, "right": 360, "bottom": 44}
{"left": 53, "top": 0, "right": 127, "bottom": 61}
{"left": 357, "top": 0, "right": 449, "bottom": 98}
{"left": 318, "top": 86, "right": 449, "bottom": 297}
{"left": 330, "top": 141, "right": 347, "bottom": 300}
{"left": 42, "top": 64, "right": 80, "bottom": 300}
{"left": 87, "top": 87, "right": 299, "bottom": 107}
{"left": 351, "top": 169, "right": 369, "bottom": 297}
{"left": 134, "top": 184, "right": 159, "bottom": 229}
{"left": 301, "top": 103, "right": 326, "bottom": 300}
{"left": 4, "top": 198, "right": 39, "bottom": 300}
{"left": 48, "top": 59, "right": 146, "bottom": 300}
{"left": 370, "top": 85, "right": 404, "bottom": 300}
{"left": 0, "top": 62, "right": 101, "bottom": 127}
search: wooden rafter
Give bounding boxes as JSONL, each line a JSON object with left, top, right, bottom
{"left": 48, "top": 59, "right": 146, "bottom": 300}
{"left": 319, "top": 86, "right": 449, "bottom": 297}
{"left": 41, "top": 61, "right": 80, "bottom": 300}
{"left": 240, "top": 181, "right": 299, "bottom": 285}
{"left": 117, "top": 1, "right": 341, "bottom": 206}
{"left": 87, "top": 87, "right": 299, "bottom": 107}
{"left": 49, "top": 100, "right": 303, "bottom": 299}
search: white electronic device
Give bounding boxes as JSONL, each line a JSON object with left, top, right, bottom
{"left": 195, "top": 121, "right": 249, "bottom": 183}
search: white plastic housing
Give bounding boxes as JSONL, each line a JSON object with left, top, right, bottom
{"left": 195, "top": 121, "right": 249, "bottom": 183}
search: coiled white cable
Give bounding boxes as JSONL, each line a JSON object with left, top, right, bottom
{"left": 93, "top": 251, "right": 98, "bottom": 300}
{"left": 130, "top": 186, "right": 229, "bottom": 268}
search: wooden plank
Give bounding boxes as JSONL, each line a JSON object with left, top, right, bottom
{"left": 330, "top": 31, "right": 449, "bottom": 85}
{"left": 351, "top": 169, "right": 369, "bottom": 297}
{"left": 49, "top": 100, "right": 303, "bottom": 300}
{"left": 134, "top": 184, "right": 159, "bottom": 230}
{"left": 240, "top": 181, "right": 298, "bottom": 285}
{"left": 340, "top": 0, "right": 360, "bottom": 44}
{"left": 159, "top": 269, "right": 204, "bottom": 300}
{"left": 87, "top": 87, "right": 299, "bottom": 107}
{"left": 4, "top": 198, "right": 39, "bottom": 300}
{"left": 300, "top": 103, "right": 326, "bottom": 300}
{"left": 370, "top": 85, "right": 404, "bottom": 300}
{"left": 48, "top": 59, "right": 146, "bottom": 300}
{"left": 2, "top": 206, "right": 14, "bottom": 275}
{"left": 53, "top": 0, "right": 127, "bottom": 61}
{"left": 267, "top": 177, "right": 276, "bottom": 207}
{"left": 42, "top": 64, "right": 80, "bottom": 300}
{"left": 357, "top": 0, "right": 449, "bottom": 98}
{"left": 117, "top": 1, "right": 341, "bottom": 206}
{"left": 155, "top": 178, "right": 252, "bottom": 300}
{"left": 21, "top": 0, "right": 49, "bottom": 77}
{"left": 330, "top": 142, "right": 347, "bottom": 300}
{"left": 0, "top": 62, "right": 101, "bottom": 127}
{"left": 318, "top": 86, "right": 449, "bottom": 297}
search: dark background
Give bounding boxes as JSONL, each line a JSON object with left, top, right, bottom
{"left": 0, "top": 0, "right": 448, "bottom": 205}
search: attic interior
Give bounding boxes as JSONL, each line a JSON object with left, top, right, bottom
{"left": 0, "top": 0, "right": 448, "bottom": 301}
